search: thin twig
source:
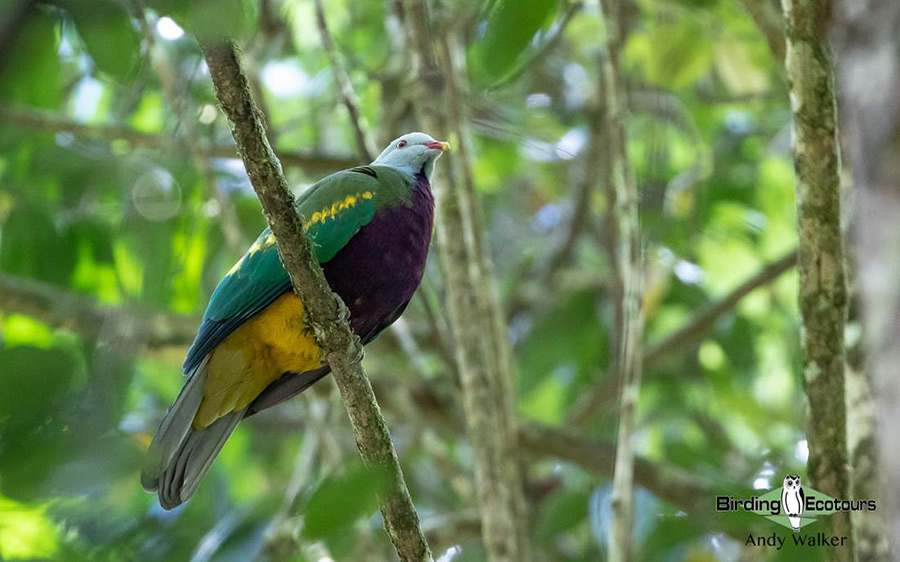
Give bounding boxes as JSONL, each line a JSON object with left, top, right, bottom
{"left": 201, "top": 41, "right": 431, "bottom": 562}
{"left": 0, "top": 104, "right": 357, "bottom": 175}
{"left": 313, "top": 0, "right": 377, "bottom": 162}
{"left": 597, "top": 0, "right": 645, "bottom": 559}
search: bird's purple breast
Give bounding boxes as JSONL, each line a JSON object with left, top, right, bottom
{"left": 321, "top": 173, "right": 434, "bottom": 341}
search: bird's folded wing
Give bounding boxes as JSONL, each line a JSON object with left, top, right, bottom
{"left": 182, "top": 167, "right": 382, "bottom": 373}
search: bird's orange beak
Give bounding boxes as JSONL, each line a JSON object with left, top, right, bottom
{"left": 426, "top": 140, "right": 451, "bottom": 151}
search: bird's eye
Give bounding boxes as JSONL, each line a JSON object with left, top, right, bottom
{"left": 398, "top": 140, "right": 408, "bottom": 148}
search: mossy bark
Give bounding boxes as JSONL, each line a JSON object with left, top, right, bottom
{"left": 781, "top": 0, "right": 854, "bottom": 558}
{"left": 201, "top": 41, "right": 431, "bottom": 562}
{"left": 846, "top": 289, "right": 890, "bottom": 561}
{"left": 834, "top": 0, "right": 900, "bottom": 556}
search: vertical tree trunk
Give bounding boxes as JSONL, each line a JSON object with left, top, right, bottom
{"left": 834, "top": 0, "right": 900, "bottom": 557}
{"left": 845, "top": 288, "right": 890, "bottom": 561}
{"left": 597, "top": 1, "right": 645, "bottom": 560}
{"left": 403, "top": 1, "right": 529, "bottom": 560}
{"left": 781, "top": 1, "right": 854, "bottom": 558}
{"left": 436, "top": 34, "right": 531, "bottom": 562}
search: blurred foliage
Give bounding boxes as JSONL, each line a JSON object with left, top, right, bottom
{"left": 0, "top": 0, "right": 821, "bottom": 560}
{"left": 469, "top": 0, "right": 560, "bottom": 82}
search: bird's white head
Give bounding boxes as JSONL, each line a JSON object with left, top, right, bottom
{"left": 372, "top": 132, "right": 450, "bottom": 180}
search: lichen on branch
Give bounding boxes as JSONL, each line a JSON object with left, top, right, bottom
{"left": 781, "top": 0, "right": 853, "bottom": 557}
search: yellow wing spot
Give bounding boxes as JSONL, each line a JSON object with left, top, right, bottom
{"left": 247, "top": 239, "right": 263, "bottom": 255}
{"left": 303, "top": 191, "right": 374, "bottom": 230}
{"left": 228, "top": 233, "right": 278, "bottom": 277}
{"left": 226, "top": 255, "right": 245, "bottom": 277}
{"left": 246, "top": 232, "right": 277, "bottom": 256}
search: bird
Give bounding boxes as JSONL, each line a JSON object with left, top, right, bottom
{"left": 141, "top": 132, "right": 449, "bottom": 509}
{"left": 781, "top": 474, "right": 804, "bottom": 532}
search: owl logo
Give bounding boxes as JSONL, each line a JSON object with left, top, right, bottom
{"left": 781, "top": 474, "right": 805, "bottom": 531}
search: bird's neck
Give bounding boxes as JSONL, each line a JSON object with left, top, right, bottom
{"left": 413, "top": 171, "right": 435, "bottom": 211}
{"left": 419, "top": 158, "right": 436, "bottom": 182}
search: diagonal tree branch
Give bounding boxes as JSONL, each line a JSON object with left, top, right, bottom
{"left": 739, "top": 0, "right": 787, "bottom": 67}
{"left": 200, "top": 40, "right": 431, "bottom": 562}
{"left": 643, "top": 248, "right": 798, "bottom": 367}
{"left": 570, "top": 248, "right": 798, "bottom": 424}
{"left": 517, "top": 422, "right": 715, "bottom": 517}
{"left": 0, "top": 271, "right": 199, "bottom": 347}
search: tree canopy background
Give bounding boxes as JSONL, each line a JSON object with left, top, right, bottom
{"left": 0, "top": 0, "right": 862, "bottom": 560}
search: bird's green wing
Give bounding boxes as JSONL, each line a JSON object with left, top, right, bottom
{"left": 183, "top": 165, "right": 411, "bottom": 372}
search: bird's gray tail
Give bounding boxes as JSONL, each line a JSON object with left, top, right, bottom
{"left": 140, "top": 357, "right": 245, "bottom": 509}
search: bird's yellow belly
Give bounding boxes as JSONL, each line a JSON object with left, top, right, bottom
{"left": 193, "top": 292, "right": 323, "bottom": 428}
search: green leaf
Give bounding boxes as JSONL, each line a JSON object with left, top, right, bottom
{"left": 0, "top": 12, "right": 60, "bottom": 109}
{"left": 714, "top": 39, "right": 770, "bottom": 95}
{"left": 66, "top": 219, "right": 115, "bottom": 265}
{"left": 0, "top": 346, "right": 77, "bottom": 433}
{"left": 147, "top": 0, "right": 252, "bottom": 42}
{"left": 60, "top": 0, "right": 140, "bottom": 82}
{"left": 625, "top": 18, "right": 713, "bottom": 89}
{"left": 302, "top": 461, "right": 388, "bottom": 540}
{"left": 517, "top": 289, "right": 605, "bottom": 399}
{"left": 0, "top": 496, "right": 60, "bottom": 560}
{"left": 639, "top": 517, "right": 704, "bottom": 561}
{"left": 0, "top": 202, "right": 75, "bottom": 286}
{"left": 470, "top": 0, "right": 559, "bottom": 82}
{"left": 0, "top": 345, "right": 80, "bottom": 500}
{"left": 538, "top": 488, "right": 590, "bottom": 538}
